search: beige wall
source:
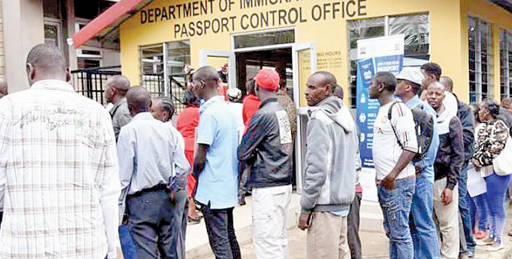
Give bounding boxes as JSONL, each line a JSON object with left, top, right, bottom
{"left": 0, "top": 0, "right": 4, "bottom": 78}
{"left": 2, "top": 0, "right": 44, "bottom": 93}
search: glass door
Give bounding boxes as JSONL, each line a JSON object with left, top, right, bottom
{"left": 199, "top": 50, "right": 236, "bottom": 89}
{"left": 292, "top": 42, "right": 316, "bottom": 194}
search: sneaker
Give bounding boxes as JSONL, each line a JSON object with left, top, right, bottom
{"left": 486, "top": 242, "right": 504, "bottom": 252}
{"left": 476, "top": 237, "right": 495, "bottom": 246}
{"left": 476, "top": 230, "right": 487, "bottom": 239}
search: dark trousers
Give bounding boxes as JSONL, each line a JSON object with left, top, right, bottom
{"left": 200, "top": 204, "right": 241, "bottom": 259}
{"left": 348, "top": 192, "right": 362, "bottom": 259}
{"left": 127, "top": 188, "right": 175, "bottom": 258}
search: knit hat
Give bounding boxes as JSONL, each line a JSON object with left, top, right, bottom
{"left": 254, "top": 69, "right": 280, "bottom": 92}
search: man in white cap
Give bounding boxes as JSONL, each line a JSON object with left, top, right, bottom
{"left": 395, "top": 67, "right": 441, "bottom": 259}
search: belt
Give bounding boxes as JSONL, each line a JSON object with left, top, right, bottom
{"left": 127, "top": 183, "right": 169, "bottom": 198}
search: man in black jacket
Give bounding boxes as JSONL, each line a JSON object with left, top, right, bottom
{"left": 238, "top": 68, "right": 293, "bottom": 259}
{"left": 427, "top": 81, "right": 465, "bottom": 259}
{"left": 441, "top": 76, "right": 476, "bottom": 258}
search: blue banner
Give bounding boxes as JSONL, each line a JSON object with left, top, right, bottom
{"left": 356, "top": 54, "right": 403, "bottom": 168}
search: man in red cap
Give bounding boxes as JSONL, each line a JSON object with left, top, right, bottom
{"left": 238, "top": 68, "right": 293, "bottom": 259}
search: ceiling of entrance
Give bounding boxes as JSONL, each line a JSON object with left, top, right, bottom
{"left": 488, "top": 0, "right": 512, "bottom": 13}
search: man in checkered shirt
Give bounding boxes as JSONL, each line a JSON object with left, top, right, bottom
{"left": 0, "top": 44, "right": 121, "bottom": 258}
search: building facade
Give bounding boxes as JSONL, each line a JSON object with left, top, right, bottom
{"left": 95, "top": 0, "right": 510, "bottom": 107}
{"left": 1, "top": 0, "right": 121, "bottom": 93}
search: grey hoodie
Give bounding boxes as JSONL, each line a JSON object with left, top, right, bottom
{"left": 301, "top": 96, "right": 357, "bottom": 212}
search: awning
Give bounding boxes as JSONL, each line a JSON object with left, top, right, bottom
{"left": 72, "top": 0, "right": 155, "bottom": 48}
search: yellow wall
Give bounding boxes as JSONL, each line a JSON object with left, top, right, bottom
{"left": 120, "top": 0, "right": 512, "bottom": 104}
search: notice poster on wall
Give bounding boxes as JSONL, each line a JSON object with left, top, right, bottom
{"left": 356, "top": 35, "right": 404, "bottom": 169}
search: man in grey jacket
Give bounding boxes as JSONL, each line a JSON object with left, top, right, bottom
{"left": 104, "top": 75, "right": 132, "bottom": 141}
{"left": 298, "top": 71, "right": 357, "bottom": 259}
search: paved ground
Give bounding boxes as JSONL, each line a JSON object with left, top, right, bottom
{"left": 186, "top": 193, "right": 512, "bottom": 259}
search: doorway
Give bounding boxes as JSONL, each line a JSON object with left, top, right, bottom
{"left": 235, "top": 48, "right": 294, "bottom": 100}
{"left": 199, "top": 41, "right": 316, "bottom": 193}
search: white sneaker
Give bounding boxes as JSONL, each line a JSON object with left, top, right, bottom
{"left": 476, "top": 237, "right": 494, "bottom": 246}
{"left": 486, "top": 242, "right": 504, "bottom": 252}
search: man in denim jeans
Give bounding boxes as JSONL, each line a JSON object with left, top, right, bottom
{"left": 192, "top": 66, "right": 241, "bottom": 259}
{"left": 370, "top": 72, "right": 418, "bottom": 259}
{"left": 395, "top": 67, "right": 441, "bottom": 259}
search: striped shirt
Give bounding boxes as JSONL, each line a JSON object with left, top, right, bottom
{"left": 373, "top": 101, "right": 418, "bottom": 180}
{"left": 0, "top": 80, "right": 121, "bottom": 258}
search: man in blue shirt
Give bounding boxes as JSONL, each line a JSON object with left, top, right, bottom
{"left": 395, "top": 67, "right": 441, "bottom": 259}
{"left": 192, "top": 66, "right": 241, "bottom": 259}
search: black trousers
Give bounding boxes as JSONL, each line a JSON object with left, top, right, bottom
{"left": 348, "top": 192, "right": 363, "bottom": 259}
{"left": 127, "top": 188, "right": 175, "bottom": 259}
{"left": 199, "top": 203, "right": 241, "bottom": 259}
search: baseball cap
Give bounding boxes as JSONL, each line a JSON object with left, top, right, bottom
{"left": 254, "top": 69, "right": 280, "bottom": 92}
{"left": 396, "top": 67, "right": 424, "bottom": 86}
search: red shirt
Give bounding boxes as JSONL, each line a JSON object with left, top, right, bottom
{"left": 176, "top": 105, "right": 200, "bottom": 153}
{"left": 242, "top": 94, "right": 261, "bottom": 130}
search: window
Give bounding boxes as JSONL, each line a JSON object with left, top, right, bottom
{"left": 347, "top": 14, "right": 429, "bottom": 108}
{"left": 140, "top": 41, "right": 191, "bottom": 113}
{"left": 468, "top": 16, "right": 493, "bottom": 103}
{"left": 500, "top": 30, "right": 512, "bottom": 100}
{"left": 44, "top": 19, "right": 63, "bottom": 50}
{"left": 77, "top": 48, "right": 102, "bottom": 69}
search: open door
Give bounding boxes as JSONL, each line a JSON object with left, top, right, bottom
{"left": 292, "top": 42, "right": 316, "bottom": 194}
{"left": 199, "top": 50, "right": 236, "bottom": 89}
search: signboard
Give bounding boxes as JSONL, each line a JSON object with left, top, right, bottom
{"left": 356, "top": 35, "right": 404, "bottom": 168}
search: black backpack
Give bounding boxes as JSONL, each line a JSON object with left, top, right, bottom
{"left": 388, "top": 101, "right": 435, "bottom": 161}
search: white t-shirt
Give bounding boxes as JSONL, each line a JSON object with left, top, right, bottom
{"left": 373, "top": 101, "right": 418, "bottom": 180}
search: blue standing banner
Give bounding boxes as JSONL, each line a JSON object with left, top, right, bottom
{"left": 356, "top": 35, "right": 404, "bottom": 168}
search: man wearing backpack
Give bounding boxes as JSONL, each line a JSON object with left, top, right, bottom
{"left": 427, "top": 81, "right": 464, "bottom": 259}
{"left": 370, "top": 72, "right": 418, "bottom": 259}
{"left": 395, "top": 67, "right": 441, "bottom": 259}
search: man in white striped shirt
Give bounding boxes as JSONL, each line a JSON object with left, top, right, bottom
{"left": 0, "top": 44, "right": 121, "bottom": 258}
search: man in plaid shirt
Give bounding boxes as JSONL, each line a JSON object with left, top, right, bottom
{"left": 0, "top": 44, "right": 121, "bottom": 258}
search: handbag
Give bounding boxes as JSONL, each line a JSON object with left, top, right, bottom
{"left": 493, "top": 136, "right": 512, "bottom": 176}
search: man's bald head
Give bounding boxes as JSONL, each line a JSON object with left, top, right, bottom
{"left": 105, "top": 75, "right": 131, "bottom": 103}
{"left": 126, "top": 87, "right": 151, "bottom": 115}
{"left": 440, "top": 76, "right": 453, "bottom": 92}
{"left": 194, "top": 66, "right": 219, "bottom": 88}
{"left": 26, "top": 44, "right": 68, "bottom": 85}
{"left": 193, "top": 66, "right": 220, "bottom": 100}
{"left": 106, "top": 75, "right": 131, "bottom": 94}
{"left": 0, "top": 78, "right": 8, "bottom": 98}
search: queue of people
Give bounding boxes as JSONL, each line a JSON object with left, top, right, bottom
{"left": 370, "top": 61, "right": 512, "bottom": 259}
{"left": 0, "top": 43, "right": 511, "bottom": 259}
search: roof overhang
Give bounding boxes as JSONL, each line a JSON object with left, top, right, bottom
{"left": 72, "top": 0, "right": 155, "bottom": 48}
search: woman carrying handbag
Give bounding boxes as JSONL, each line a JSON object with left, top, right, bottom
{"left": 472, "top": 98, "right": 512, "bottom": 252}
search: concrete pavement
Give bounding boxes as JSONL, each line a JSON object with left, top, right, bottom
{"left": 185, "top": 192, "right": 512, "bottom": 259}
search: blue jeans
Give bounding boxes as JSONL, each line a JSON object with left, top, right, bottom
{"left": 459, "top": 166, "right": 476, "bottom": 252}
{"left": 485, "top": 172, "right": 512, "bottom": 243}
{"left": 378, "top": 177, "right": 415, "bottom": 259}
{"left": 470, "top": 194, "right": 489, "bottom": 231}
{"left": 119, "top": 224, "right": 137, "bottom": 259}
{"left": 409, "top": 176, "right": 440, "bottom": 259}
{"left": 170, "top": 177, "right": 188, "bottom": 259}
